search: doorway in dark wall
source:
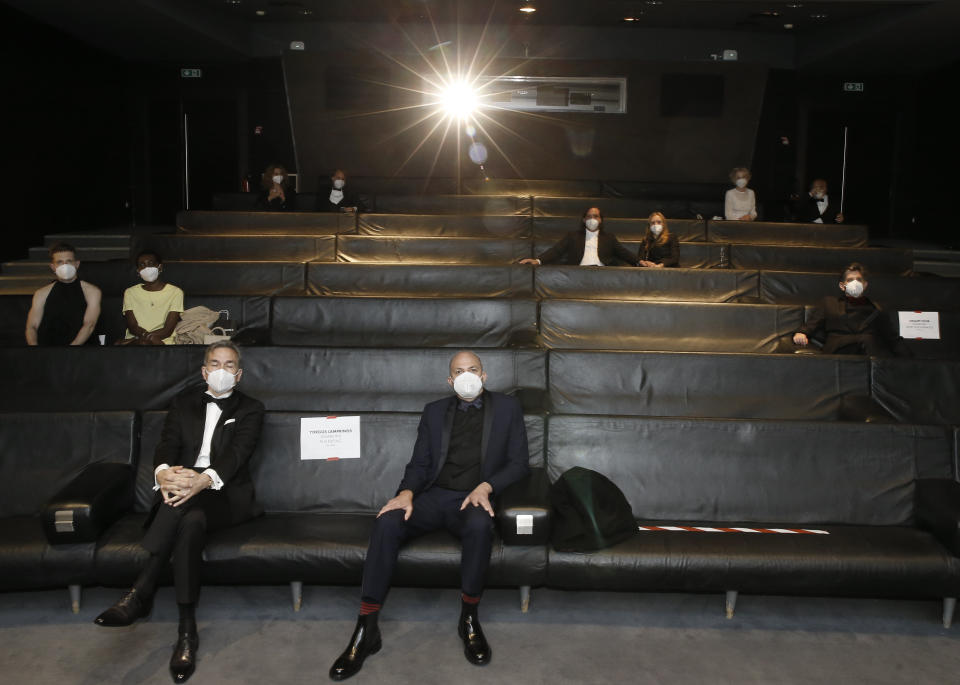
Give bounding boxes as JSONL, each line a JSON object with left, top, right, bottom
{"left": 184, "top": 98, "right": 238, "bottom": 210}
{"left": 805, "top": 108, "right": 897, "bottom": 236}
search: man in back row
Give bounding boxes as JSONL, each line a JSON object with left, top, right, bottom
{"left": 25, "top": 242, "right": 101, "bottom": 345}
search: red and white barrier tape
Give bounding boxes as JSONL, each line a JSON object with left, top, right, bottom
{"left": 637, "top": 525, "right": 829, "bottom": 535}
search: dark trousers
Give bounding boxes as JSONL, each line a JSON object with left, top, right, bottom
{"left": 360, "top": 487, "right": 495, "bottom": 604}
{"left": 825, "top": 333, "right": 893, "bottom": 357}
{"left": 139, "top": 489, "right": 233, "bottom": 604}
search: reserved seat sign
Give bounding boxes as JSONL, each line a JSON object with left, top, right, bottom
{"left": 300, "top": 416, "right": 361, "bottom": 461}
{"left": 898, "top": 311, "right": 940, "bottom": 340}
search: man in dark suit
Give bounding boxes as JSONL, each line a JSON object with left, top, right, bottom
{"left": 520, "top": 206, "right": 638, "bottom": 266}
{"left": 94, "top": 341, "right": 265, "bottom": 684}
{"left": 329, "top": 350, "right": 530, "bottom": 681}
{"left": 320, "top": 168, "right": 366, "bottom": 213}
{"left": 792, "top": 178, "right": 845, "bottom": 224}
{"left": 793, "top": 262, "right": 906, "bottom": 356}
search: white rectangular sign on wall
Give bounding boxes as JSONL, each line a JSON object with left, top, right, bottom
{"left": 898, "top": 311, "right": 940, "bottom": 340}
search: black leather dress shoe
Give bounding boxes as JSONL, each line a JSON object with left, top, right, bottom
{"left": 458, "top": 608, "right": 492, "bottom": 666}
{"left": 93, "top": 589, "right": 153, "bottom": 627}
{"left": 169, "top": 630, "right": 199, "bottom": 683}
{"left": 329, "top": 614, "right": 382, "bottom": 681}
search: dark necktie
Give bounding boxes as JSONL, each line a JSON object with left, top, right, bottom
{"left": 204, "top": 395, "right": 228, "bottom": 409}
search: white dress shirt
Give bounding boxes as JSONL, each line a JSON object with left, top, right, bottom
{"left": 813, "top": 194, "right": 828, "bottom": 223}
{"left": 154, "top": 390, "right": 228, "bottom": 491}
{"left": 580, "top": 229, "right": 603, "bottom": 266}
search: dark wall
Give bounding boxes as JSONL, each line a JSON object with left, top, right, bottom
{"left": 0, "top": 5, "right": 130, "bottom": 262}
{"left": 284, "top": 50, "right": 767, "bottom": 189}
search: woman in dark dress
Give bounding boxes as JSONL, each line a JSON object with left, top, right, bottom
{"left": 637, "top": 211, "right": 679, "bottom": 268}
{"left": 255, "top": 163, "right": 297, "bottom": 211}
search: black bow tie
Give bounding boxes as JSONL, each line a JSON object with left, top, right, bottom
{"left": 204, "top": 395, "right": 229, "bottom": 408}
{"left": 458, "top": 397, "right": 483, "bottom": 412}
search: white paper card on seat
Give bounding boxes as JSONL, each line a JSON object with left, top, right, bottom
{"left": 516, "top": 514, "right": 534, "bottom": 535}
{"left": 898, "top": 311, "right": 940, "bottom": 340}
{"left": 300, "top": 416, "right": 361, "bottom": 461}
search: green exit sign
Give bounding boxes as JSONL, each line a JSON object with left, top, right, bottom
{"left": 180, "top": 68, "right": 203, "bottom": 79}
{"left": 843, "top": 82, "right": 864, "bottom": 92}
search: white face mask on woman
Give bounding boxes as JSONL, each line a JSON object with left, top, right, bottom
{"left": 585, "top": 218, "right": 600, "bottom": 231}
{"left": 272, "top": 174, "right": 284, "bottom": 185}
{"left": 139, "top": 267, "right": 160, "bottom": 283}
{"left": 650, "top": 223, "right": 663, "bottom": 237}
{"left": 735, "top": 177, "right": 748, "bottom": 188}
{"left": 333, "top": 179, "right": 345, "bottom": 189}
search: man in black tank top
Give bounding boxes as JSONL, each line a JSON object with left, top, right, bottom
{"left": 25, "top": 242, "right": 102, "bottom": 346}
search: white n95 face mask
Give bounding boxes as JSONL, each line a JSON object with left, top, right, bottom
{"left": 55, "top": 264, "right": 77, "bottom": 281}
{"left": 585, "top": 218, "right": 600, "bottom": 231}
{"left": 844, "top": 280, "right": 864, "bottom": 298}
{"left": 650, "top": 224, "right": 663, "bottom": 236}
{"left": 333, "top": 179, "right": 345, "bottom": 189}
{"left": 735, "top": 178, "right": 748, "bottom": 188}
{"left": 272, "top": 174, "right": 284, "bottom": 185}
{"left": 139, "top": 267, "right": 160, "bottom": 283}
{"left": 207, "top": 368, "right": 237, "bottom": 394}
{"left": 453, "top": 372, "right": 483, "bottom": 401}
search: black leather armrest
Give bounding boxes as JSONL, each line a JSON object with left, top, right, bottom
{"left": 496, "top": 467, "right": 551, "bottom": 546}
{"left": 915, "top": 478, "right": 960, "bottom": 557}
{"left": 43, "top": 462, "right": 135, "bottom": 545}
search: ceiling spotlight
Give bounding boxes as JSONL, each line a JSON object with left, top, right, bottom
{"left": 786, "top": 2, "right": 803, "bottom": 8}
{"left": 255, "top": 9, "right": 266, "bottom": 16}
{"left": 784, "top": 23, "right": 794, "bottom": 29}
{"left": 623, "top": 17, "right": 638, "bottom": 22}
{"left": 440, "top": 80, "right": 478, "bottom": 119}
{"left": 226, "top": 0, "right": 242, "bottom": 5}
{"left": 645, "top": 1, "right": 663, "bottom": 5}
{"left": 760, "top": 10, "right": 781, "bottom": 17}
{"left": 519, "top": 2, "right": 536, "bottom": 13}
{"left": 301, "top": 8, "right": 312, "bottom": 15}
{"left": 810, "top": 13, "right": 827, "bottom": 19}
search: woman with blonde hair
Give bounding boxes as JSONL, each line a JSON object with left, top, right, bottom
{"left": 724, "top": 167, "right": 757, "bottom": 221}
{"left": 637, "top": 212, "right": 679, "bottom": 268}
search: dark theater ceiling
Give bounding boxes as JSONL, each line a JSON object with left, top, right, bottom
{"left": 2, "top": 0, "right": 958, "bottom": 72}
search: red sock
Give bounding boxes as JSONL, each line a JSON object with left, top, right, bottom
{"left": 461, "top": 592, "right": 481, "bottom": 605}
{"left": 359, "top": 600, "right": 381, "bottom": 615}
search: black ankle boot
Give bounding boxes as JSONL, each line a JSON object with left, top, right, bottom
{"left": 329, "top": 614, "right": 382, "bottom": 681}
{"left": 169, "top": 626, "right": 199, "bottom": 683}
{"left": 93, "top": 588, "right": 153, "bottom": 627}
{"left": 458, "top": 604, "right": 491, "bottom": 666}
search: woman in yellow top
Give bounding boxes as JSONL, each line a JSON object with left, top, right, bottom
{"left": 120, "top": 251, "right": 184, "bottom": 345}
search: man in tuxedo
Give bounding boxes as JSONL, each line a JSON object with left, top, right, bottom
{"left": 793, "top": 262, "right": 906, "bottom": 356}
{"left": 793, "top": 178, "right": 845, "bottom": 224}
{"left": 320, "top": 168, "right": 366, "bottom": 213}
{"left": 519, "top": 206, "right": 638, "bottom": 266}
{"left": 329, "top": 350, "right": 530, "bottom": 681}
{"left": 94, "top": 341, "right": 265, "bottom": 683}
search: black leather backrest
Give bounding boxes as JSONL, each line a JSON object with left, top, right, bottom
{"left": 548, "top": 350, "right": 869, "bottom": 420}
{"left": 708, "top": 221, "right": 869, "bottom": 248}
{"left": 0, "top": 411, "right": 137, "bottom": 517}
{"left": 532, "top": 217, "right": 706, "bottom": 242}
{"left": 871, "top": 358, "right": 960, "bottom": 426}
{"left": 135, "top": 235, "right": 336, "bottom": 262}
{"left": 79, "top": 261, "right": 306, "bottom": 296}
{"left": 372, "top": 195, "right": 530, "bottom": 215}
{"left": 534, "top": 267, "right": 757, "bottom": 302}
{"left": 539, "top": 300, "right": 802, "bottom": 353}
{"left": 177, "top": 210, "right": 344, "bottom": 234}
{"left": 546, "top": 415, "right": 953, "bottom": 525}
{"left": 308, "top": 264, "right": 534, "bottom": 298}
{"left": 731, "top": 245, "right": 912, "bottom": 275}
{"left": 138, "top": 410, "right": 545, "bottom": 514}
{"left": 760, "top": 271, "right": 960, "bottom": 310}
{"left": 240, "top": 348, "right": 546, "bottom": 412}
{"left": 336, "top": 236, "right": 531, "bottom": 265}
{"left": 271, "top": 297, "right": 538, "bottom": 347}
{"left": 356, "top": 213, "right": 531, "bottom": 238}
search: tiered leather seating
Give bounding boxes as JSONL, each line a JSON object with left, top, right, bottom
{"left": 3, "top": 183, "right": 959, "bottom": 623}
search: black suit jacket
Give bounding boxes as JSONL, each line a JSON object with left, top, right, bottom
{"left": 398, "top": 390, "right": 529, "bottom": 498}
{"left": 152, "top": 387, "right": 265, "bottom": 525}
{"left": 793, "top": 194, "right": 841, "bottom": 224}
{"left": 798, "top": 295, "right": 906, "bottom": 356}
{"left": 537, "top": 229, "right": 637, "bottom": 266}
